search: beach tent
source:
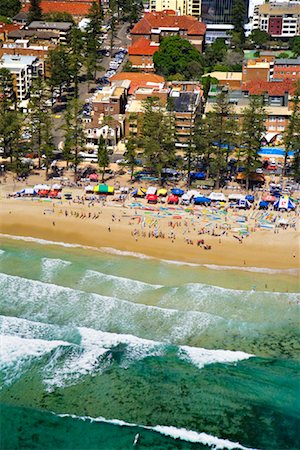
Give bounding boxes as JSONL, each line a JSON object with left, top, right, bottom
{"left": 157, "top": 188, "right": 167, "bottom": 197}
{"left": 52, "top": 184, "right": 62, "bottom": 190}
{"left": 181, "top": 194, "right": 190, "bottom": 205}
{"left": 146, "top": 186, "right": 157, "bottom": 196}
{"left": 228, "top": 193, "right": 244, "bottom": 202}
{"left": 237, "top": 199, "right": 251, "bottom": 209}
{"left": 132, "top": 188, "right": 146, "bottom": 197}
{"left": 147, "top": 194, "right": 158, "bottom": 204}
{"left": 186, "top": 190, "right": 199, "bottom": 199}
{"left": 190, "top": 172, "right": 205, "bottom": 180}
{"left": 171, "top": 188, "right": 184, "bottom": 196}
{"left": 94, "top": 184, "right": 114, "bottom": 194}
{"left": 39, "top": 189, "right": 50, "bottom": 197}
{"left": 259, "top": 200, "right": 269, "bottom": 210}
{"left": 34, "top": 184, "right": 50, "bottom": 191}
{"left": 193, "top": 196, "right": 211, "bottom": 205}
{"left": 89, "top": 173, "right": 99, "bottom": 181}
{"left": 209, "top": 192, "right": 226, "bottom": 202}
{"left": 167, "top": 194, "right": 179, "bottom": 205}
{"left": 262, "top": 194, "right": 277, "bottom": 203}
{"left": 49, "top": 190, "right": 61, "bottom": 198}
{"left": 85, "top": 185, "right": 94, "bottom": 192}
{"left": 245, "top": 194, "right": 255, "bottom": 203}
{"left": 274, "top": 196, "right": 295, "bottom": 211}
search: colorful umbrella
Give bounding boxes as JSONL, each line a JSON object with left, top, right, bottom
{"left": 94, "top": 184, "right": 114, "bottom": 194}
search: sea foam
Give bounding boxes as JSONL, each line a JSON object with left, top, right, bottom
{"left": 41, "top": 258, "right": 72, "bottom": 282}
{"left": 56, "top": 412, "right": 255, "bottom": 449}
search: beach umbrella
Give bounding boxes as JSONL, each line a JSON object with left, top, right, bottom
{"left": 245, "top": 195, "right": 255, "bottom": 203}
{"left": 39, "top": 189, "right": 49, "bottom": 197}
{"left": 167, "top": 194, "right": 179, "bottom": 204}
{"left": 147, "top": 194, "right": 158, "bottom": 204}
{"left": 89, "top": 173, "right": 99, "bottom": 181}
{"left": 193, "top": 196, "right": 211, "bottom": 205}
{"left": 157, "top": 188, "right": 167, "bottom": 197}
{"left": 85, "top": 185, "right": 94, "bottom": 192}
{"left": 262, "top": 194, "right": 277, "bottom": 203}
{"left": 171, "top": 188, "right": 184, "bottom": 196}
{"left": 49, "top": 190, "right": 60, "bottom": 198}
{"left": 259, "top": 200, "right": 269, "bottom": 209}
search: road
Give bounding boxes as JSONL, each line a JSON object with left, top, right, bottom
{"left": 52, "top": 21, "right": 131, "bottom": 150}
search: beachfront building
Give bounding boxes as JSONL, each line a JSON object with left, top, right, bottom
{"left": 252, "top": 2, "right": 300, "bottom": 38}
{"left": 0, "top": 54, "right": 41, "bottom": 101}
{"left": 84, "top": 114, "right": 124, "bottom": 152}
{"left": 128, "top": 38, "right": 160, "bottom": 72}
{"left": 26, "top": 21, "right": 73, "bottom": 44}
{"left": 205, "top": 79, "right": 296, "bottom": 147}
{"left": 130, "top": 10, "right": 206, "bottom": 52}
{"left": 0, "top": 40, "right": 55, "bottom": 77}
{"left": 168, "top": 81, "right": 203, "bottom": 148}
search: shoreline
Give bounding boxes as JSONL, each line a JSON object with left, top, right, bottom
{"left": 1, "top": 232, "right": 299, "bottom": 276}
{"left": 1, "top": 197, "right": 299, "bottom": 271}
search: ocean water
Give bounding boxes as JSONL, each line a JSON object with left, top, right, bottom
{"left": 0, "top": 236, "right": 300, "bottom": 450}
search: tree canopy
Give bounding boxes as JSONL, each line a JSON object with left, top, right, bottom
{"left": 290, "top": 36, "right": 300, "bottom": 58}
{"left": 0, "top": 0, "right": 21, "bottom": 18}
{"left": 153, "top": 36, "right": 204, "bottom": 80}
{"left": 27, "top": 0, "right": 42, "bottom": 23}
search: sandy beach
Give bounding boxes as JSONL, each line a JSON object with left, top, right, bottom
{"left": 1, "top": 175, "right": 299, "bottom": 270}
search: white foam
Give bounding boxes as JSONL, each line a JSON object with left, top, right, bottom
{"left": 55, "top": 413, "right": 255, "bottom": 449}
{"left": 179, "top": 346, "right": 253, "bottom": 370}
{"left": 0, "top": 249, "right": 5, "bottom": 255}
{"left": 41, "top": 258, "right": 71, "bottom": 282}
{"left": 81, "top": 269, "right": 162, "bottom": 292}
{"left": 0, "top": 334, "right": 69, "bottom": 387}
{"left": 100, "top": 247, "right": 152, "bottom": 260}
{"left": 0, "top": 334, "right": 69, "bottom": 368}
{"left": 1, "top": 233, "right": 297, "bottom": 275}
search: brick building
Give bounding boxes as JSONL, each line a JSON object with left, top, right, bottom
{"left": 130, "top": 10, "right": 206, "bottom": 52}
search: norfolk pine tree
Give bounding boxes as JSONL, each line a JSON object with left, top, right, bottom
{"left": 97, "top": 136, "right": 110, "bottom": 182}
{"left": 283, "top": 84, "right": 300, "bottom": 179}
{"left": 28, "top": 76, "right": 51, "bottom": 169}
{"left": 63, "top": 99, "right": 85, "bottom": 180}
{"left": 240, "top": 96, "right": 266, "bottom": 190}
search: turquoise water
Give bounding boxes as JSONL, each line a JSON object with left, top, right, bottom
{"left": 1, "top": 237, "right": 300, "bottom": 449}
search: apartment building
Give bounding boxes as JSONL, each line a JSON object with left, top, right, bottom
{"left": 27, "top": 21, "right": 73, "bottom": 43}
{"left": 149, "top": 0, "right": 201, "bottom": 18}
{"left": 205, "top": 80, "right": 296, "bottom": 146}
{"left": 274, "top": 57, "right": 300, "bottom": 81}
{"left": 0, "top": 54, "right": 41, "bottom": 101}
{"left": 22, "top": 1, "right": 94, "bottom": 22}
{"left": 128, "top": 38, "right": 160, "bottom": 71}
{"left": 252, "top": 2, "right": 300, "bottom": 38}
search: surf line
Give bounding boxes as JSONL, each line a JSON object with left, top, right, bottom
{"left": 55, "top": 412, "right": 258, "bottom": 450}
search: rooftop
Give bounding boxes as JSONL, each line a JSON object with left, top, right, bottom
{"left": 128, "top": 37, "right": 159, "bottom": 56}
{"left": 110, "top": 72, "right": 165, "bottom": 95}
{"left": 204, "top": 71, "right": 242, "bottom": 81}
{"left": 23, "top": 2, "right": 91, "bottom": 16}
{"left": 170, "top": 91, "right": 199, "bottom": 112}
{"left": 27, "top": 21, "right": 73, "bottom": 30}
{"left": 131, "top": 10, "right": 206, "bottom": 36}
{"left": 241, "top": 80, "right": 296, "bottom": 96}
{"left": 258, "top": 2, "right": 300, "bottom": 15}
{"left": 0, "top": 53, "right": 38, "bottom": 69}
{"left": 275, "top": 58, "right": 300, "bottom": 65}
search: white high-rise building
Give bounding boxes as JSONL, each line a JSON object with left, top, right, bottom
{"left": 149, "top": 0, "right": 201, "bottom": 18}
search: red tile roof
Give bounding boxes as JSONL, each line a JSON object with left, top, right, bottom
{"left": 131, "top": 10, "right": 206, "bottom": 36}
{"left": 110, "top": 72, "right": 165, "bottom": 95}
{"left": 0, "top": 22, "right": 22, "bottom": 34}
{"left": 242, "top": 80, "right": 296, "bottom": 96}
{"left": 128, "top": 37, "right": 159, "bottom": 56}
{"left": 23, "top": 1, "right": 92, "bottom": 16}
